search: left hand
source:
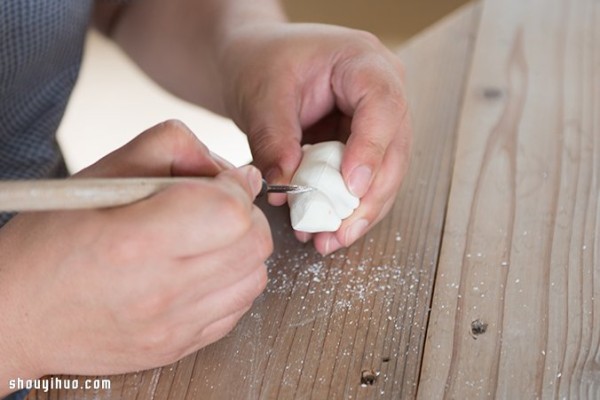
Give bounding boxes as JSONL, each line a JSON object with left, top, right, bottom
{"left": 218, "top": 22, "right": 412, "bottom": 255}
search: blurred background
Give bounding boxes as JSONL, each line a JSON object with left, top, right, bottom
{"left": 282, "top": 0, "right": 470, "bottom": 47}
{"left": 59, "top": 0, "right": 470, "bottom": 172}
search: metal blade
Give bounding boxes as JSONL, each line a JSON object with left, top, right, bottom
{"left": 266, "top": 184, "right": 314, "bottom": 194}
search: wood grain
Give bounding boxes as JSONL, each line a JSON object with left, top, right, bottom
{"left": 418, "top": 0, "right": 600, "bottom": 398}
{"left": 27, "top": 4, "right": 481, "bottom": 399}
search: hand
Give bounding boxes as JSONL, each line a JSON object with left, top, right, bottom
{"left": 0, "top": 120, "right": 272, "bottom": 384}
{"left": 218, "top": 23, "right": 412, "bottom": 255}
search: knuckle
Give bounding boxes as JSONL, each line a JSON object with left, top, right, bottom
{"left": 230, "top": 291, "right": 252, "bottom": 312}
{"left": 214, "top": 188, "right": 252, "bottom": 236}
{"left": 254, "top": 264, "right": 269, "bottom": 298}
{"left": 102, "top": 229, "right": 146, "bottom": 266}
{"left": 256, "top": 233, "right": 273, "bottom": 261}
{"left": 218, "top": 316, "right": 244, "bottom": 338}
{"left": 360, "top": 136, "right": 387, "bottom": 160}
{"left": 351, "top": 70, "right": 376, "bottom": 92}
{"left": 248, "top": 125, "right": 297, "bottom": 159}
{"left": 233, "top": 267, "right": 267, "bottom": 310}
{"left": 352, "top": 60, "right": 404, "bottom": 101}
{"left": 151, "top": 119, "right": 202, "bottom": 153}
{"left": 371, "top": 75, "right": 405, "bottom": 104}
{"left": 164, "top": 351, "right": 185, "bottom": 366}
{"left": 257, "top": 232, "right": 274, "bottom": 261}
{"left": 129, "top": 290, "right": 173, "bottom": 321}
{"left": 247, "top": 126, "right": 291, "bottom": 170}
{"left": 356, "top": 30, "right": 382, "bottom": 47}
{"left": 158, "top": 119, "right": 191, "bottom": 134}
{"left": 139, "top": 325, "right": 173, "bottom": 353}
{"left": 251, "top": 266, "right": 269, "bottom": 298}
{"left": 253, "top": 212, "right": 274, "bottom": 260}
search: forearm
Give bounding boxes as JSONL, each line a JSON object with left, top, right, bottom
{"left": 102, "top": 0, "right": 287, "bottom": 115}
{"left": 0, "top": 254, "right": 39, "bottom": 396}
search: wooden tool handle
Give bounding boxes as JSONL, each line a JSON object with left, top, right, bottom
{"left": 0, "top": 178, "right": 196, "bottom": 212}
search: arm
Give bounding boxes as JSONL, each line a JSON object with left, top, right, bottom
{"left": 0, "top": 121, "right": 271, "bottom": 396}
{"left": 96, "top": 0, "right": 412, "bottom": 256}
{"left": 93, "top": 0, "right": 286, "bottom": 115}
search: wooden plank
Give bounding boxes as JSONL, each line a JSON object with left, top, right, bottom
{"left": 418, "top": 0, "right": 600, "bottom": 398}
{"left": 28, "top": 3, "right": 480, "bottom": 399}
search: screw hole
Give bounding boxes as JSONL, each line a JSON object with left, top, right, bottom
{"left": 360, "top": 369, "right": 378, "bottom": 386}
{"left": 471, "top": 319, "right": 488, "bottom": 338}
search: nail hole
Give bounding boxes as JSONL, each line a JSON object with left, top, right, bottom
{"left": 382, "top": 356, "right": 390, "bottom": 363}
{"left": 471, "top": 319, "right": 488, "bottom": 338}
{"left": 360, "top": 369, "right": 378, "bottom": 386}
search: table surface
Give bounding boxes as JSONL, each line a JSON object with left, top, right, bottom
{"left": 29, "top": 0, "right": 600, "bottom": 398}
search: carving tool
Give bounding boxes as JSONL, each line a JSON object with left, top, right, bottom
{"left": 258, "top": 180, "right": 313, "bottom": 196}
{"left": 0, "top": 178, "right": 313, "bottom": 212}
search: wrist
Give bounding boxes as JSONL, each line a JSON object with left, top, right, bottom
{"left": 209, "top": 0, "right": 288, "bottom": 49}
{"left": 208, "top": 1, "right": 288, "bottom": 72}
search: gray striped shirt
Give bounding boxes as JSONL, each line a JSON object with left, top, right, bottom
{"left": 0, "top": 0, "right": 94, "bottom": 226}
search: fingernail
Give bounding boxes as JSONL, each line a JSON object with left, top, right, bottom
{"left": 347, "top": 165, "right": 372, "bottom": 198}
{"left": 209, "top": 151, "right": 234, "bottom": 169}
{"left": 321, "top": 235, "right": 343, "bottom": 256}
{"left": 296, "top": 231, "right": 312, "bottom": 243}
{"left": 244, "top": 166, "right": 263, "bottom": 196}
{"left": 344, "top": 218, "right": 369, "bottom": 246}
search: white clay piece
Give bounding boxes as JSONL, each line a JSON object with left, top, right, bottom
{"left": 288, "top": 141, "right": 359, "bottom": 232}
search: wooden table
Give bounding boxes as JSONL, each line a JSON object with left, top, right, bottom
{"left": 29, "top": 0, "right": 600, "bottom": 398}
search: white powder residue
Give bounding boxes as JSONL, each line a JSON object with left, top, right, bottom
{"left": 263, "top": 241, "right": 429, "bottom": 330}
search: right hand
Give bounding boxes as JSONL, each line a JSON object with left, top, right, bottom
{"left": 0, "top": 120, "right": 272, "bottom": 380}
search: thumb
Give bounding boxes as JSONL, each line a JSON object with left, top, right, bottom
{"left": 242, "top": 93, "right": 303, "bottom": 206}
{"left": 77, "top": 120, "right": 228, "bottom": 179}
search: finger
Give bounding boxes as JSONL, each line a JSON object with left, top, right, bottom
{"left": 106, "top": 166, "right": 264, "bottom": 257}
{"left": 191, "top": 306, "right": 251, "bottom": 351}
{"left": 294, "top": 230, "right": 313, "bottom": 244}
{"left": 341, "top": 133, "right": 409, "bottom": 245}
{"left": 77, "top": 119, "right": 225, "bottom": 178}
{"left": 313, "top": 232, "right": 343, "bottom": 257}
{"left": 154, "top": 304, "right": 251, "bottom": 364}
{"left": 209, "top": 150, "right": 235, "bottom": 170}
{"left": 176, "top": 209, "right": 272, "bottom": 297}
{"left": 332, "top": 56, "right": 410, "bottom": 198}
{"left": 242, "top": 89, "right": 303, "bottom": 206}
{"left": 312, "top": 196, "right": 395, "bottom": 257}
{"left": 313, "top": 130, "right": 410, "bottom": 255}
{"left": 215, "top": 165, "right": 263, "bottom": 201}
{"left": 191, "top": 264, "right": 268, "bottom": 328}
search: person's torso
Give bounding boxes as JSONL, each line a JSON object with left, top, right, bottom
{"left": 0, "top": 0, "right": 94, "bottom": 226}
